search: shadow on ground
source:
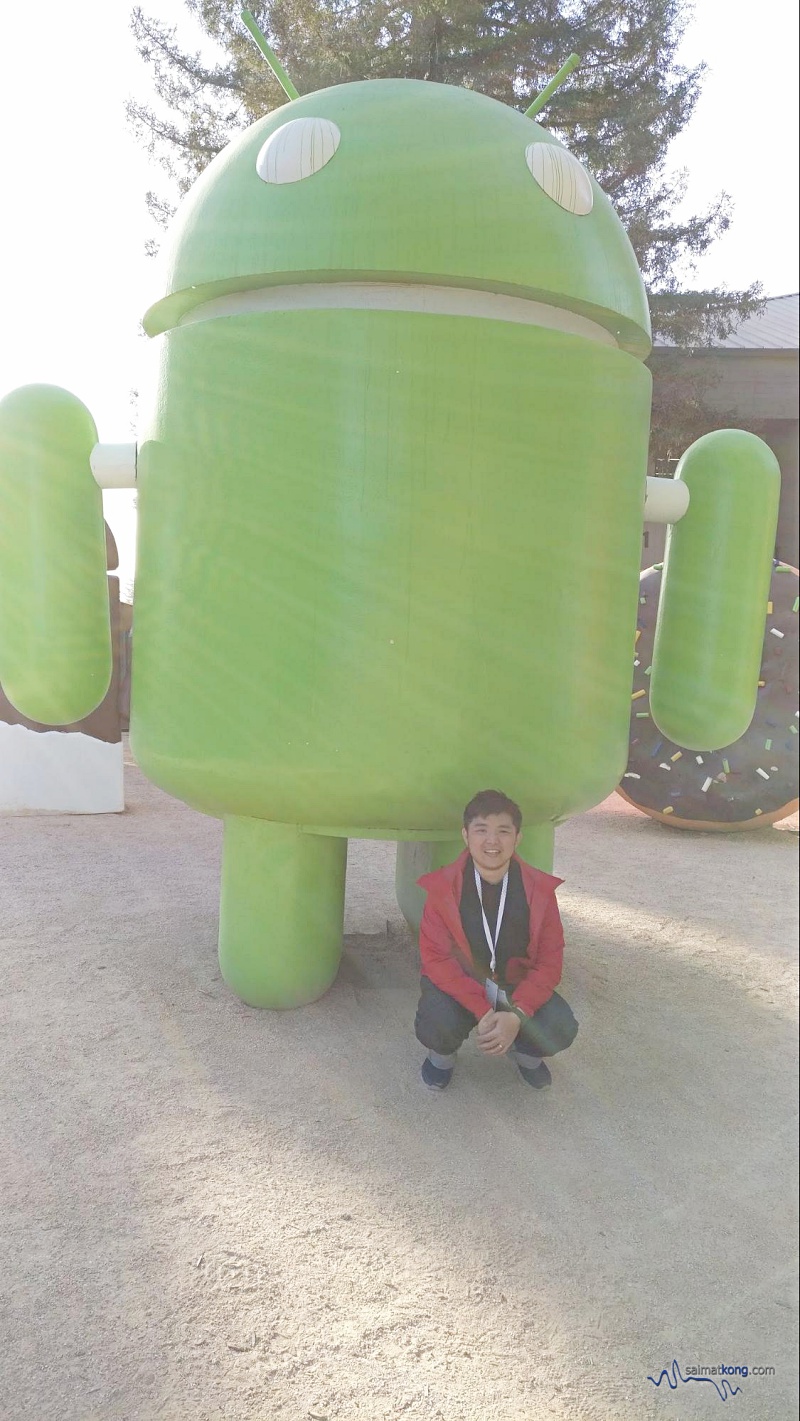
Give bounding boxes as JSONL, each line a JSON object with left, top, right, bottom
{"left": 0, "top": 767, "right": 797, "bottom": 1421}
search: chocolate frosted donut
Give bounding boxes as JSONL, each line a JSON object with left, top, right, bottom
{"left": 617, "top": 561, "right": 799, "bottom": 830}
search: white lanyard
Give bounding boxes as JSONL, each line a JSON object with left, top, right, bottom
{"left": 474, "top": 867, "right": 508, "bottom": 974}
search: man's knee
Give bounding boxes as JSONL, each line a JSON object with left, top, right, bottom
{"left": 414, "top": 978, "right": 475, "bottom": 1054}
{"left": 520, "top": 992, "right": 578, "bottom": 1057}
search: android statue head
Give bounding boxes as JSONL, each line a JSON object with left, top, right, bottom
{"left": 143, "top": 76, "right": 650, "bottom": 357}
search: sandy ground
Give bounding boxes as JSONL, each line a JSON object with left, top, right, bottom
{"left": 1, "top": 749, "right": 797, "bottom": 1421}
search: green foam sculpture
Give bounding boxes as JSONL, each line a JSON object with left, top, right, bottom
{"left": 650, "top": 431, "right": 781, "bottom": 750}
{"left": 0, "top": 73, "right": 780, "bottom": 1002}
{"left": 0, "top": 385, "right": 110, "bottom": 725}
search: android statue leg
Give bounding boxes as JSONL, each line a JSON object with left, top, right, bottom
{"left": 395, "top": 823, "right": 556, "bottom": 936}
{"left": 395, "top": 839, "right": 463, "bottom": 934}
{"left": 218, "top": 817, "right": 348, "bottom": 1008}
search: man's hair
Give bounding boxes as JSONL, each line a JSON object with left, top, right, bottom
{"left": 462, "top": 789, "right": 522, "bottom": 831}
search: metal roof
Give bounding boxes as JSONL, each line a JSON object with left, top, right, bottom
{"left": 656, "top": 292, "right": 799, "bottom": 351}
{"left": 716, "top": 293, "right": 799, "bottom": 349}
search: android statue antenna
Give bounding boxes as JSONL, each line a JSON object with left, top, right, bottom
{"left": 524, "top": 54, "right": 580, "bottom": 119}
{"left": 241, "top": 9, "right": 300, "bottom": 101}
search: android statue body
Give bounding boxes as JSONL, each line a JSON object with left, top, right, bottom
{"left": 135, "top": 77, "right": 651, "bottom": 1000}
{"left": 0, "top": 75, "right": 780, "bottom": 1007}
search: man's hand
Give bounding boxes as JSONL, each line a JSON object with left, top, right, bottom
{"left": 477, "top": 1009, "right": 521, "bottom": 1056}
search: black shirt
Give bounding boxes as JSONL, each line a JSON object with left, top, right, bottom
{"left": 459, "top": 857, "right": 530, "bottom": 983}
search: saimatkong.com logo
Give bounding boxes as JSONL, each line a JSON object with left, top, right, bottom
{"left": 648, "top": 1359, "right": 776, "bottom": 1402}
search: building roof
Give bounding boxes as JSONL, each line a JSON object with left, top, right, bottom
{"left": 715, "top": 293, "right": 799, "bottom": 350}
{"left": 654, "top": 292, "right": 799, "bottom": 351}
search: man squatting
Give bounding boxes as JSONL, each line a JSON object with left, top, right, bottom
{"left": 414, "top": 790, "right": 578, "bottom": 1090}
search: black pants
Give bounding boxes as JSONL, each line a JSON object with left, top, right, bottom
{"left": 415, "top": 976, "right": 578, "bottom": 1060}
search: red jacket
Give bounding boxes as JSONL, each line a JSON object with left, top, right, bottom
{"left": 416, "top": 850, "right": 565, "bottom": 1019}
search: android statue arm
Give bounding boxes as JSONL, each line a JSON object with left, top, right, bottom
{"left": 642, "top": 429, "right": 781, "bottom": 752}
{"left": 0, "top": 384, "right": 136, "bottom": 726}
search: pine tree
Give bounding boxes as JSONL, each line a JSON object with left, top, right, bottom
{"left": 128, "top": 2, "right": 764, "bottom": 457}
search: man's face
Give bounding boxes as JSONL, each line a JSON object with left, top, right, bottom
{"left": 462, "top": 813, "right": 521, "bottom": 877}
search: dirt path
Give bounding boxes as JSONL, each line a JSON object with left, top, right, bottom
{"left": 1, "top": 758, "right": 797, "bottom": 1420}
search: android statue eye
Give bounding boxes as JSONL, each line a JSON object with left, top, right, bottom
{"left": 255, "top": 117, "right": 341, "bottom": 185}
{"left": 524, "top": 142, "right": 593, "bottom": 216}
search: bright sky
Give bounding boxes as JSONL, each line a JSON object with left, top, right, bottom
{"left": 1, "top": 0, "right": 798, "bottom": 596}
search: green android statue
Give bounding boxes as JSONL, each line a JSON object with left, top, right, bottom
{"left": 0, "top": 28, "right": 780, "bottom": 1009}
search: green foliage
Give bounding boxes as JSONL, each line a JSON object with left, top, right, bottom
{"left": 128, "top": 2, "right": 764, "bottom": 455}
{"left": 646, "top": 284, "right": 766, "bottom": 464}
{"left": 649, "top": 350, "right": 731, "bottom": 467}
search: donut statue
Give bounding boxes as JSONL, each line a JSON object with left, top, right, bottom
{"left": 618, "top": 561, "right": 799, "bottom": 830}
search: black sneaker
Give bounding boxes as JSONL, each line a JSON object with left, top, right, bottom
{"left": 516, "top": 1059, "right": 552, "bottom": 1089}
{"left": 421, "top": 1057, "right": 453, "bottom": 1090}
